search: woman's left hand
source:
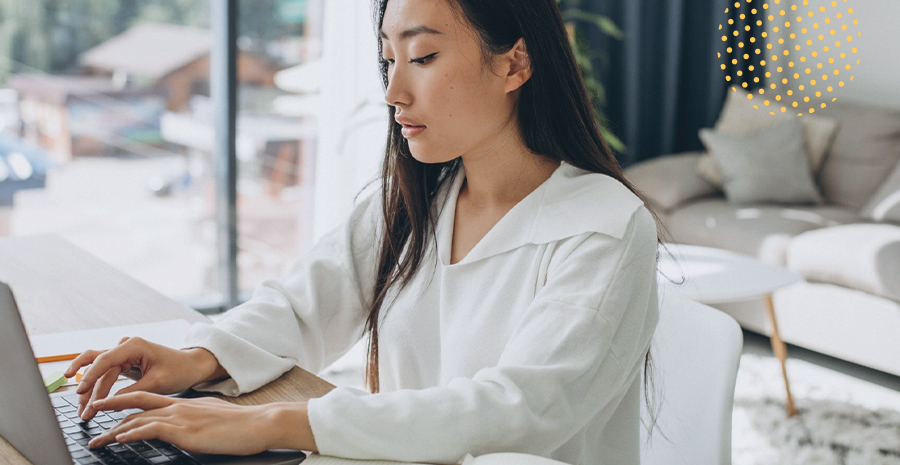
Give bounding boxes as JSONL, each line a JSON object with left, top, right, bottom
{"left": 87, "top": 392, "right": 315, "bottom": 455}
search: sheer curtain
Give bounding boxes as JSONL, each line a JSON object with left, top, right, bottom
{"left": 313, "top": 0, "right": 388, "bottom": 241}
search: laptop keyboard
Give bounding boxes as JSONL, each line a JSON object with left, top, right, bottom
{"left": 51, "top": 394, "right": 200, "bottom": 465}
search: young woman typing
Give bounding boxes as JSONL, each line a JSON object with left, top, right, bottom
{"left": 66, "top": 1, "right": 660, "bottom": 464}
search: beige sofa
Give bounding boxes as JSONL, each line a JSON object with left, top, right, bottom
{"left": 625, "top": 99, "right": 900, "bottom": 377}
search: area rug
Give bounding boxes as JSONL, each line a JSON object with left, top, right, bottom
{"left": 732, "top": 354, "right": 900, "bottom": 465}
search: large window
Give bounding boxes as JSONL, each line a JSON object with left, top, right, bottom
{"left": 234, "top": 0, "right": 322, "bottom": 298}
{"left": 0, "top": 0, "right": 322, "bottom": 311}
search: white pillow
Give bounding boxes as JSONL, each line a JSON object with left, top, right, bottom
{"left": 861, "top": 159, "right": 900, "bottom": 223}
{"left": 787, "top": 224, "right": 900, "bottom": 302}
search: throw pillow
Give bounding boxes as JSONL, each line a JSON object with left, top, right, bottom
{"left": 861, "top": 159, "right": 900, "bottom": 223}
{"left": 814, "top": 101, "right": 900, "bottom": 209}
{"left": 696, "top": 88, "right": 839, "bottom": 188}
{"left": 698, "top": 117, "right": 824, "bottom": 205}
{"left": 623, "top": 152, "right": 718, "bottom": 212}
{"left": 787, "top": 224, "right": 900, "bottom": 303}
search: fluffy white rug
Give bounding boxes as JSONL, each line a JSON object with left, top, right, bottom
{"left": 733, "top": 354, "right": 900, "bottom": 465}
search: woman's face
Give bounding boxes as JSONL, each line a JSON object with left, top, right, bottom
{"left": 380, "top": 0, "right": 525, "bottom": 164}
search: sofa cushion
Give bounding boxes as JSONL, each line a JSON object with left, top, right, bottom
{"left": 699, "top": 118, "right": 823, "bottom": 205}
{"left": 623, "top": 152, "right": 717, "bottom": 212}
{"left": 787, "top": 224, "right": 900, "bottom": 302}
{"left": 665, "top": 197, "right": 859, "bottom": 265}
{"left": 814, "top": 101, "right": 900, "bottom": 209}
{"left": 696, "top": 87, "right": 839, "bottom": 188}
{"left": 860, "top": 159, "right": 900, "bottom": 223}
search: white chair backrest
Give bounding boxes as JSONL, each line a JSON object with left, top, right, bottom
{"left": 640, "top": 289, "right": 743, "bottom": 465}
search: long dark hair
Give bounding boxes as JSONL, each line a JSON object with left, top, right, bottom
{"left": 366, "top": 0, "right": 662, "bottom": 432}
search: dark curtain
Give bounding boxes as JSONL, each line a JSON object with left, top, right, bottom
{"left": 580, "top": 0, "right": 763, "bottom": 166}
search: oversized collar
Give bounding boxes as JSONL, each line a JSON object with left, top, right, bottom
{"left": 435, "top": 161, "right": 645, "bottom": 266}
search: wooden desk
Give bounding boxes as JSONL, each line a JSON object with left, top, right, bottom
{"left": 0, "top": 235, "right": 336, "bottom": 464}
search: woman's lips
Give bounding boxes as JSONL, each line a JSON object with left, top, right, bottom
{"left": 401, "top": 125, "right": 426, "bottom": 138}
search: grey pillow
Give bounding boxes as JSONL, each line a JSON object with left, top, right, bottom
{"left": 698, "top": 88, "right": 839, "bottom": 189}
{"left": 861, "top": 159, "right": 900, "bottom": 223}
{"left": 699, "top": 118, "right": 824, "bottom": 205}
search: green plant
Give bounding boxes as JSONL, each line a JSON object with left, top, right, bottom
{"left": 557, "top": 0, "right": 625, "bottom": 152}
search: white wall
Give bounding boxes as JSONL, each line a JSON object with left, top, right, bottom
{"left": 832, "top": 0, "right": 900, "bottom": 110}
{"left": 764, "top": 0, "right": 900, "bottom": 112}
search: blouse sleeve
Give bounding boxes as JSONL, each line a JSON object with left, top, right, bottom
{"left": 179, "top": 193, "right": 382, "bottom": 397}
{"left": 306, "top": 207, "right": 660, "bottom": 464}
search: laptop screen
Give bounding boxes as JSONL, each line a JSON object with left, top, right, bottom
{"left": 0, "top": 282, "right": 73, "bottom": 464}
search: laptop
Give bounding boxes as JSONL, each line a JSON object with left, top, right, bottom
{"left": 0, "top": 282, "right": 306, "bottom": 465}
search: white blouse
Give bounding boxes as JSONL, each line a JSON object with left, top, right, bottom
{"left": 180, "top": 161, "right": 659, "bottom": 465}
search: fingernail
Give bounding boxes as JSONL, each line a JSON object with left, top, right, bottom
{"left": 76, "top": 382, "right": 84, "bottom": 393}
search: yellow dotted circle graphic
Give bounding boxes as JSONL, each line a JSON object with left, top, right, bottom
{"left": 719, "top": 0, "right": 861, "bottom": 115}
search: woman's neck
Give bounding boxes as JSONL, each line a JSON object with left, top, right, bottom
{"left": 458, "top": 131, "right": 560, "bottom": 210}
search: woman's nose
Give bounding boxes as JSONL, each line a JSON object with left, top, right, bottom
{"left": 384, "top": 66, "right": 411, "bottom": 108}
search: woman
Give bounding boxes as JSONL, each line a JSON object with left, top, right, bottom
{"left": 67, "top": 0, "right": 660, "bottom": 463}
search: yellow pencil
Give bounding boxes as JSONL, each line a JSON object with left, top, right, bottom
{"left": 36, "top": 352, "right": 81, "bottom": 364}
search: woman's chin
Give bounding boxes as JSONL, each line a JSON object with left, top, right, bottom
{"left": 408, "top": 147, "right": 457, "bottom": 165}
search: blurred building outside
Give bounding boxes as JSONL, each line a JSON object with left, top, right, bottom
{"left": 80, "top": 23, "right": 283, "bottom": 112}
{"left": 8, "top": 73, "right": 167, "bottom": 159}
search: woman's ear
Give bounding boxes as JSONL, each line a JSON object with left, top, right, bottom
{"left": 503, "top": 38, "right": 532, "bottom": 93}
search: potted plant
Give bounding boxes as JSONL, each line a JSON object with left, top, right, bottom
{"left": 558, "top": 0, "right": 625, "bottom": 152}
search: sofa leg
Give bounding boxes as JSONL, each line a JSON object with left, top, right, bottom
{"left": 765, "top": 293, "right": 798, "bottom": 417}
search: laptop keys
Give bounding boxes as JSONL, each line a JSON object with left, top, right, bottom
{"left": 54, "top": 401, "right": 196, "bottom": 465}
{"left": 74, "top": 458, "right": 101, "bottom": 464}
{"left": 129, "top": 442, "right": 153, "bottom": 452}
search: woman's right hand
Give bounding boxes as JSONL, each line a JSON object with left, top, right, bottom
{"left": 64, "top": 337, "right": 226, "bottom": 421}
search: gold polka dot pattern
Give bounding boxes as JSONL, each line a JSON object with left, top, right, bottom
{"left": 719, "top": 0, "right": 860, "bottom": 115}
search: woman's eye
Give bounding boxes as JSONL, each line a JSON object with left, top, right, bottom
{"left": 409, "top": 52, "right": 438, "bottom": 65}
{"left": 379, "top": 58, "right": 395, "bottom": 67}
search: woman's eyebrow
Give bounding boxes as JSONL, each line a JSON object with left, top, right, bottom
{"left": 380, "top": 25, "right": 443, "bottom": 42}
